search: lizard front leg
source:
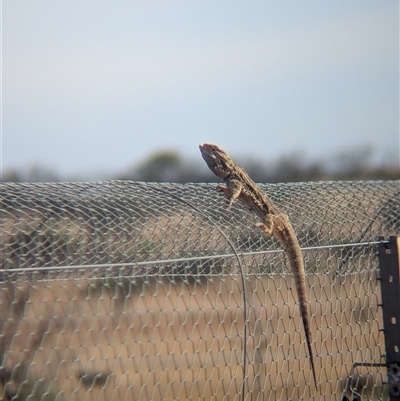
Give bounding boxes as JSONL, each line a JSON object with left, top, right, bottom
{"left": 216, "top": 178, "right": 243, "bottom": 207}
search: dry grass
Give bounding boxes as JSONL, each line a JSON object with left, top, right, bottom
{"left": 1, "top": 271, "right": 385, "bottom": 401}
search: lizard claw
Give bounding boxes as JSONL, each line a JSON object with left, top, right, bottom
{"left": 255, "top": 222, "right": 273, "bottom": 235}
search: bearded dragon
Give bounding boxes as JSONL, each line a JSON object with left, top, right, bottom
{"left": 199, "top": 142, "right": 317, "bottom": 386}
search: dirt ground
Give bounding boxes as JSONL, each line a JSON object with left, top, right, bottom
{"left": 1, "top": 271, "right": 386, "bottom": 401}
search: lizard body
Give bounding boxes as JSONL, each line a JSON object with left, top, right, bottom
{"left": 199, "top": 142, "right": 317, "bottom": 386}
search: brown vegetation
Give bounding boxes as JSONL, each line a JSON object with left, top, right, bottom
{"left": 1, "top": 271, "right": 385, "bottom": 400}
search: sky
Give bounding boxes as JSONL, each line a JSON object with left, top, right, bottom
{"left": 2, "top": 1, "right": 399, "bottom": 179}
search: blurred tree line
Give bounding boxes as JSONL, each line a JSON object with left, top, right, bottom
{"left": 2, "top": 145, "right": 399, "bottom": 183}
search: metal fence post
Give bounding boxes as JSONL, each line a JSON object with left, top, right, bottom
{"left": 378, "top": 236, "right": 400, "bottom": 399}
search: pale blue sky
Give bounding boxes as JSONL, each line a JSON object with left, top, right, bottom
{"left": 2, "top": 1, "right": 399, "bottom": 178}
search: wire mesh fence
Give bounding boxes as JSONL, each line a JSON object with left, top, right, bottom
{"left": 1, "top": 180, "right": 399, "bottom": 400}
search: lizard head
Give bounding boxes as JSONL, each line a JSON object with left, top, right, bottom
{"left": 199, "top": 143, "right": 235, "bottom": 179}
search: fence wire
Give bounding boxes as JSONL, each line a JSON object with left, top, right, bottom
{"left": 1, "top": 180, "right": 399, "bottom": 401}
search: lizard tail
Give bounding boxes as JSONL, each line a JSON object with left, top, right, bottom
{"left": 300, "top": 304, "right": 318, "bottom": 388}
{"left": 278, "top": 223, "right": 318, "bottom": 389}
{"left": 290, "top": 248, "right": 318, "bottom": 388}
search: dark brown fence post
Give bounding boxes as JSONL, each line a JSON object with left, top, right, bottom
{"left": 378, "top": 236, "right": 400, "bottom": 400}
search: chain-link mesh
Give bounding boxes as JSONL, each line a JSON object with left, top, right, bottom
{"left": 1, "top": 180, "right": 399, "bottom": 400}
